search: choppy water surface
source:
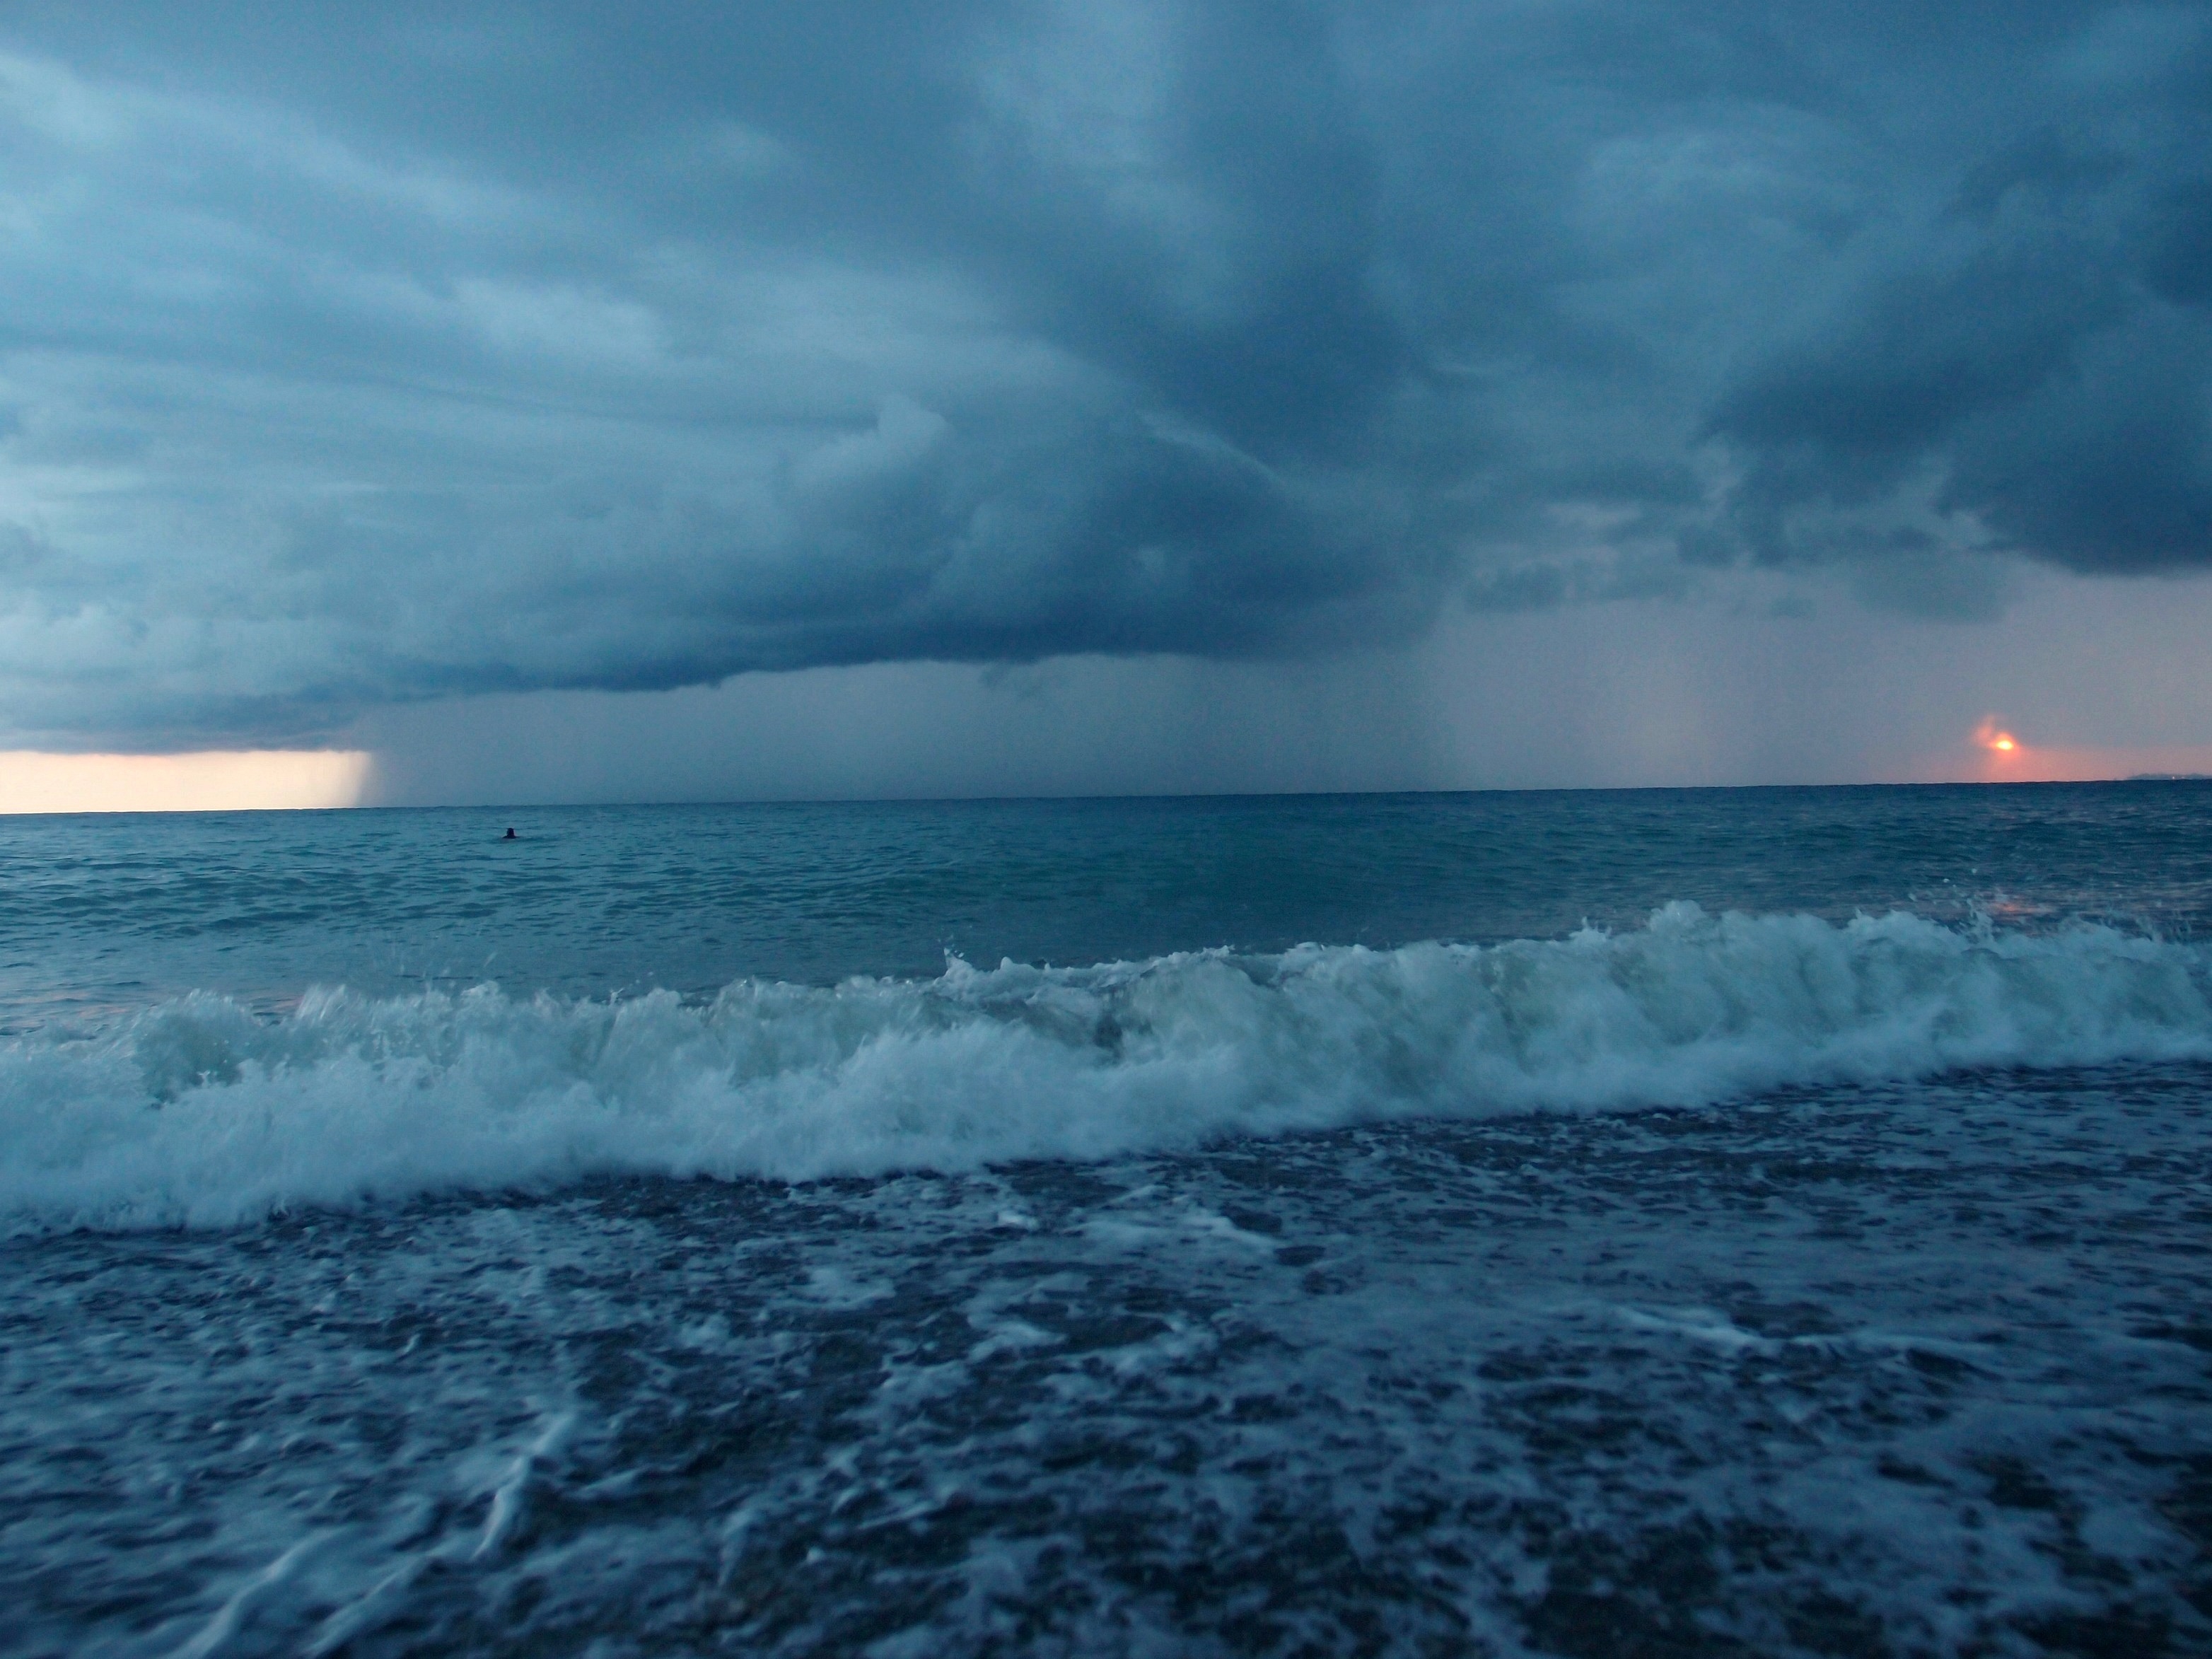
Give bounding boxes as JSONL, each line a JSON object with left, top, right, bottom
{"left": 2, "top": 784, "right": 2210, "bottom": 1655}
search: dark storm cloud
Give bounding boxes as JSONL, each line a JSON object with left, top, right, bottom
{"left": 0, "top": 1, "right": 2207, "bottom": 743}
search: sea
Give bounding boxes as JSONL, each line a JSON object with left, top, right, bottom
{"left": 3, "top": 784, "right": 2209, "bottom": 1658}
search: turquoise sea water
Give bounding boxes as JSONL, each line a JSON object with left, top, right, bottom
{"left": 3, "top": 784, "right": 2210, "bottom": 1654}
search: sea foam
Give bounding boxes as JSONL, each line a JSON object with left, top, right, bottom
{"left": 4, "top": 903, "right": 2208, "bottom": 1230}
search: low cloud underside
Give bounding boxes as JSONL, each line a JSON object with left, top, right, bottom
{"left": 1, "top": 1, "right": 2208, "bottom": 743}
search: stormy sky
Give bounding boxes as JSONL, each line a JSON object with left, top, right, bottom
{"left": 2, "top": 2, "right": 2208, "bottom": 795}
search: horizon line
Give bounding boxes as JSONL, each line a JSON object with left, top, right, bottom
{"left": 6, "top": 772, "right": 2208, "bottom": 818}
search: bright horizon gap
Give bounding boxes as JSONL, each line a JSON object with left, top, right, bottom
{"left": 0, "top": 751, "right": 374, "bottom": 815}
{"left": 4, "top": 745, "right": 2209, "bottom": 817}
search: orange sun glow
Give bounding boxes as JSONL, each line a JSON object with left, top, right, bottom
{"left": 0, "top": 750, "right": 373, "bottom": 815}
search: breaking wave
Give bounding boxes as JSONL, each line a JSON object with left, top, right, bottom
{"left": 5, "top": 904, "right": 2208, "bottom": 1230}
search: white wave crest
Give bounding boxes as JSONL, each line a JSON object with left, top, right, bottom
{"left": 4, "top": 904, "right": 2208, "bottom": 1230}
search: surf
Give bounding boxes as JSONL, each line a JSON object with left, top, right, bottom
{"left": 4, "top": 902, "right": 2208, "bottom": 1231}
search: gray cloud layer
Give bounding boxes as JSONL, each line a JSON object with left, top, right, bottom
{"left": 1, "top": 1, "right": 2206, "bottom": 744}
